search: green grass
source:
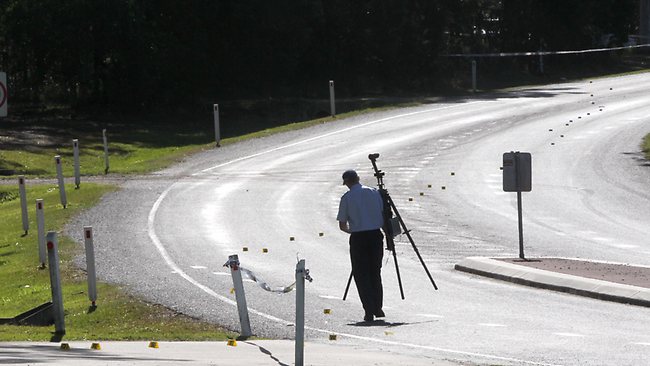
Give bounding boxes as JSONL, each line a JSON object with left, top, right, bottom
{"left": 0, "top": 183, "right": 234, "bottom": 341}
{"left": 643, "top": 133, "right": 650, "bottom": 161}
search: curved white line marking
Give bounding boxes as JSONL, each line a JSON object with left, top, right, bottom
{"left": 148, "top": 102, "right": 559, "bottom": 365}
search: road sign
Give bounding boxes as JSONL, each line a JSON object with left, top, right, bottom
{"left": 503, "top": 152, "right": 532, "bottom": 192}
{"left": 0, "top": 72, "right": 7, "bottom": 117}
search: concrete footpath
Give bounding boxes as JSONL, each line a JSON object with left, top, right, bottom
{"left": 0, "top": 340, "right": 455, "bottom": 366}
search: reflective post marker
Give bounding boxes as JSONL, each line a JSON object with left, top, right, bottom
{"left": 84, "top": 226, "right": 97, "bottom": 306}
{"left": 36, "top": 199, "right": 46, "bottom": 266}
{"left": 329, "top": 80, "right": 336, "bottom": 117}
{"left": 54, "top": 156, "right": 67, "bottom": 208}
{"left": 73, "top": 139, "right": 80, "bottom": 188}
{"left": 213, "top": 104, "right": 221, "bottom": 147}
{"left": 102, "top": 129, "right": 109, "bottom": 174}
{"left": 228, "top": 254, "right": 252, "bottom": 337}
{"left": 471, "top": 60, "right": 477, "bottom": 92}
{"left": 18, "top": 175, "right": 28, "bottom": 234}
{"left": 295, "top": 259, "right": 306, "bottom": 366}
{"left": 46, "top": 232, "right": 65, "bottom": 334}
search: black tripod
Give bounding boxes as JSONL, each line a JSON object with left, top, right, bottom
{"left": 343, "top": 153, "right": 438, "bottom": 301}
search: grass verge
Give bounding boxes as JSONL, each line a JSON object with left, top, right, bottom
{"left": 0, "top": 183, "right": 234, "bottom": 341}
{"left": 643, "top": 133, "right": 650, "bottom": 161}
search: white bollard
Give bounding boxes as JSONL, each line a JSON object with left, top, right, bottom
{"left": 213, "top": 104, "right": 221, "bottom": 147}
{"left": 18, "top": 175, "right": 28, "bottom": 234}
{"left": 84, "top": 226, "right": 97, "bottom": 306}
{"left": 471, "top": 60, "right": 477, "bottom": 92}
{"left": 295, "top": 259, "right": 306, "bottom": 366}
{"left": 329, "top": 80, "right": 336, "bottom": 117}
{"left": 36, "top": 199, "right": 46, "bottom": 267}
{"left": 54, "top": 155, "right": 67, "bottom": 208}
{"left": 73, "top": 139, "right": 80, "bottom": 188}
{"left": 46, "top": 231, "right": 65, "bottom": 334}
{"left": 228, "top": 254, "right": 252, "bottom": 337}
{"left": 102, "top": 129, "right": 109, "bottom": 174}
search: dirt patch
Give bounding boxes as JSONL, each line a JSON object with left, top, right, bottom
{"left": 496, "top": 258, "right": 650, "bottom": 289}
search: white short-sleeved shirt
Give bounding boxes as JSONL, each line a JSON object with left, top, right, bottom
{"left": 337, "top": 183, "right": 384, "bottom": 232}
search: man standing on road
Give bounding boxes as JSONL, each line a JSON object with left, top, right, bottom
{"left": 337, "top": 169, "right": 386, "bottom": 322}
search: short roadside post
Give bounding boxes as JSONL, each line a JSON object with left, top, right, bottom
{"left": 36, "top": 199, "right": 46, "bottom": 267}
{"left": 213, "top": 104, "right": 221, "bottom": 147}
{"left": 471, "top": 60, "right": 477, "bottom": 92}
{"left": 227, "top": 254, "right": 252, "bottom": 337}
{"left": 329, "top": 80, "right": 336, "bottom": 117}
{"left": 73, "top": 139, "right": 80, "bottom": 188}
{"left": 18, "top": 175, "right": 28, "bottom": 235}
{"left": 46, "top": 231, "right": 65, "bottom": 335}
{"left": 502, "top": 151, "right": 532, "bottom": 259}
{"left": 84, "top": 226, "right": 97, "bottom": 306}
{"left": 295, "top": 259, "right": 307, "bottom": 366}
{"left": 54, "top": 155, "right": 67, "bottom": 208}
{"left": 102, "top": 129, "right": 109, "bottom": 174}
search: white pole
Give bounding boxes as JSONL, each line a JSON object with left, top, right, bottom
{"left": 84, "top": 226, "right": 97, "bottom": 306}
{"left": 54, "top": 155, "right": 67, "bottom": 208}
{"left": 213, "top": 104, "right": 221, "bottom": 147}
{"left": 36, "top": 199, "right": 46, "bottom": 267}
{"left": 73, "top": 139, "right": 80, "bottom": 188}
{"left": 46, "top": 231, "right": 65, "bottom": 334}
{"left": 329, "top": 80, "right": 336, "bottom": 117}
{"left": 471, "top": 60, "right": 477, "bottom": 92}
{"left": 102, "top": 129, "right": 109, "bottom": 174}
{"left": 228, "top": 254, "right": 252, "bottom": 337}
{"left": 295, "top": 259, "right": 306, "bottom": 366}
{"left": 18, "top": 175, "right": 28, "bottom": 234}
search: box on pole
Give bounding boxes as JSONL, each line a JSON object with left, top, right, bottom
{"left": 502, "top": 151, "right": 532, "bottom": 259}
{"left": 0, "top": 71, "right": 7, "bottom": 117}
{"left": 73, "top": 139, "right": 80, "bottom": 188}
{"left": 102, "top": 129, "right": 109, "bottom": 174}
{"left": 329, "top": 80, "right": 336, "bottom": 117}
{"left": 18, "top": 175, "right": 28, "bottom": 234}
{"left": 36, "top": 199, "right": 46, "bottom": 267}
{"left": 84, "top": 226, "right": 97, "bottom": 306}
{"left": 54, "top": 155, "right": 67, "bottom": 208}
{"left": 213, "top": 104, "right": 221, "bottom": 147}
{"left": 46, "top": 231, "right": 65, "bottom": 335}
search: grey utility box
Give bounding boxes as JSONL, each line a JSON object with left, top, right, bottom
{"left": 503, "top": 152, "right": 532, "bottom": 192}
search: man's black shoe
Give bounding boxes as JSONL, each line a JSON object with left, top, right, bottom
{"left": 375, "top": 309, "right": 385, "bottom": 318}
{"left": 364, "top": 313, "right": 374, "bottom": 322}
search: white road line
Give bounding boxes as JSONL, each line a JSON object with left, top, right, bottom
{"left": 632, "top": 342, "right": 650, "bottom": 346}
{"left": 318, "top": 295, "right": 341, "bottom": 300}
{"left": 553, "top": 333, "right": 585, "bottom": 337}
{"left": 416, "top": 314, "right": 444, "bottom": 318}
{"left": 191, "top": 265, "right": 207, "bottom": 269}
{"left": 213, "top": 272, "right": 230, "bottom": 276}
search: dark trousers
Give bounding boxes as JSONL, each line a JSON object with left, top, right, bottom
{"left": 349, "top": 229, "right": 384, "bottom": 315}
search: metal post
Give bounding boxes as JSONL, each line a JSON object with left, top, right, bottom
{"left": 18, "top": 175, "right": 28, "bottom": 234}
{"left": 213, "top": 104, "right": 221, "bottom": 147}
{"left": 46, "top": 232, "right": 65, "bottom": 334}
{"left": 295, "top": 259, "right": 306, "bottom": 366}
{"left": 329, "top": 80, "right": 336, "bottom": 117}
{"left": 102, "top": 129, "right": 109, "bottom": 174}
{"left": 36, "top": 199, "right": 46, "bottom": 267}
{"left": 471, "top": 60, "right": 477, "bottom": 92}
{"left": 514, "top": 153, "right": 525, "bottom": 259}
{"left": 228, "top": 254, "right": 252, "bottom": 337}
{"left": 539, "top": 52, "right": 544, "bottom": 74}
{"left": 73, "top": 139, "right": 80, "bottom": 188}
{"left": 54, "top": 156, "right": 67, "bottom": 208}
{"left": 84, "top": 226, "right": 97, "bottom": 306}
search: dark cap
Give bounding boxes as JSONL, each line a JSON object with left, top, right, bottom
{"left": 342, "top": 169, "right": 358, "bottom": 184}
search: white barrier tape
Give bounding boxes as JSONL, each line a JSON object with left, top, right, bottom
{"left": 445, "top": 43, "right": 650, "bottom": 58}
{"left": 223, "top": 260, "right": 311, "bottom": 293}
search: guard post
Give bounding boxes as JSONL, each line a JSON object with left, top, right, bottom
{"left": 84, "top": 227, "right": 97, "bottom": 306}
{"left": 295, "top": 259, "right": 307, "bottom": 366}
{"left": 227, "top": 254, "right": 252, "bottom": 338}
{"left": 54, "top": 156, "right": 67, "bottom": 208}
{"left": 329, "top": 80, "right": 336, "bottom": 117}
{"left": 73, "top": 139, "right": 80, "bottom": 188}
{"left": 18, "top": 175, "right": 28, "bottom": 234}
{"left": 213, "top": 104, "right": 221, "bottom": 147}
{"left": 503, "top": 151, "right": 532, "bottom": 259}
{"left": 36, "top": 199, "right": 46, "bottom": 267}
{"left": 46, "top": 232, "right": 65, "bottom": 334}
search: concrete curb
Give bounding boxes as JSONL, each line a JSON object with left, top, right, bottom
{"left": 454, "top": 257, "right": 650, "bottom": 307}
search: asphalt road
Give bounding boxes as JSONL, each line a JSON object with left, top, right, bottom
{"left": 68, "top": 73, "right": 650, "bottom": 366}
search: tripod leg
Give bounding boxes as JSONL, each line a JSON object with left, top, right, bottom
{"left": 342, "top": 270, "right": 353, "bottom": 300}
{"left": 391, "top": 249, "right": 405, "bottom": 300}
{"left": 388, "top": 197, "right": 439, "bottom": 291}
